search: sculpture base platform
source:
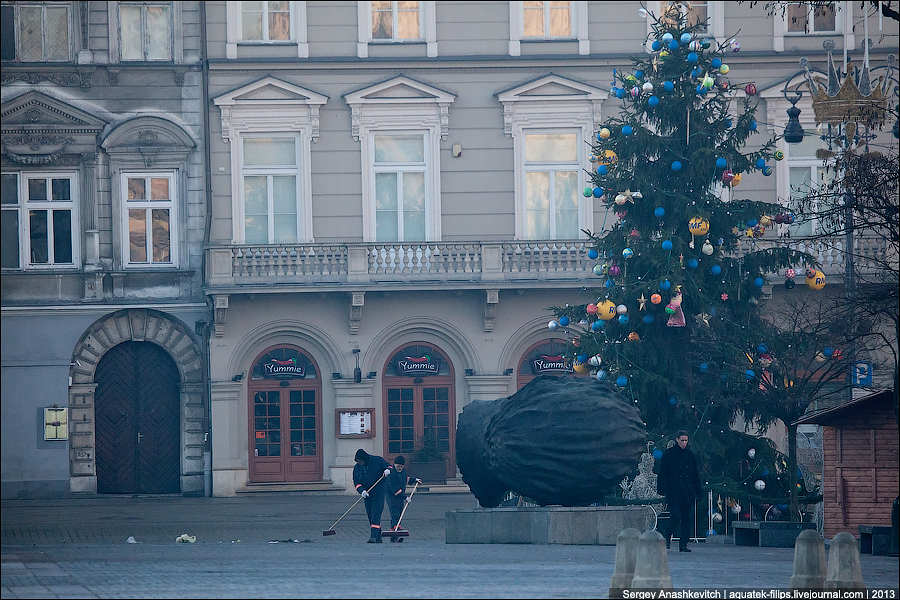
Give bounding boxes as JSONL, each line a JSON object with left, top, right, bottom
{"left": 445, "top": 505, "right": 650, "bottom": 545}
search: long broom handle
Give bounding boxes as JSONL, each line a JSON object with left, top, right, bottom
{"left": 326, "top": 472, "right": 386, "bottom": 531}
{"left": 392, "top": 481, "right": 420, "bottom": 530}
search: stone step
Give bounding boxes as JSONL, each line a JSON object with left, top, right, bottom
{"left": 236, "top": 481, "right": 346, "bottom": 494}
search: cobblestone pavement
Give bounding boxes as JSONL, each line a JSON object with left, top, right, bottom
{"left": 2, "top": 494, "right": 898, "bottom": 598}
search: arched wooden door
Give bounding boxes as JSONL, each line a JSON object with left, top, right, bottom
{"left": 248, "top": 345, "right": 323, "bottom": 483}
{"left": 516, "top": 338, "right": 574, "bottom": 390}
{"left": 382, "top": 343, "right": 455, "bottom": 479}
{"left": 95, "top": 341, "right": 180, "bottom": 494}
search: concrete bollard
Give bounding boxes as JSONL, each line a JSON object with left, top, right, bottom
{"left": 608, "top": 528, "right": 640, "bottom": 598}
{"left": 789, "top": 529, "right": 826, "bottom": 590}
{"left": 825, "top": 532, "right": 865, "bottom": 591}
{"left": 630, "top": 529, "right": 672, "bottom": 590}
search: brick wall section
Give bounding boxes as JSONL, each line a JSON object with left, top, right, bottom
{"left": 822, "top": 399, "right": 899, "bottom": 539}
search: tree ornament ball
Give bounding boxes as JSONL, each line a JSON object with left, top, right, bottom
{"left": 712, "top": 512, "right": 723, "bottom": 523}
{"left": 630, "top": 86, "right": 641, "bottom": 98}
{"left": 598, "top": 300, "right": 617, "bottom": 320}
{"left": 759, "top": 215, "right": 773, "bottom": 227}
{"left": 599, "top": 127, "right": 611, "bottom": 139}
{"left": 701, "top": 240, "right": 715, "bottom": 256}
{"left": 668, "top": 39, "right": 679, "bottom": 51}
{"left": 671, "top": 160, "right": 682, "bottom": 171}
{"left": 586, "top": 303, "right": 598, "bottom": 315}
{"left": 583, "top": 186, "right": 593, "bottom": 197}
{"left": 622, "top": 248, "right": 634, "bottom": 259}
{"left": 651, "top": 39, "right": 662, "bottom": 51}
{"left": 687, "top": 258, "right": 699, "bottom": 269}
{"left": 680, "top": 32, "right": 692, "bottom": 43}
{"left": 618, "top": 314, "right": 629, "bottom": 324}
{"left": 587, "top": 248, "right": 599, "bottom": 259}
{"left": 823, "top": 346, "right": 834, "bottom": 358}
{"left": 597, "top": 164, "right": 608, "bottom": 176}
{"left": 710, "top": 57, "right": 722, "bottom": 69}
{"left": 716, "top": 76, "right": 730, "bottom": 91}
{"left": 660, "top": 279, "right": 672, "bottom": 291}
{"left": 755, "top": 158, "right": 766, "bottom": 169}
{"left": 688, "top": 217, "right": 710, "bottom": 236}
{"left": 715, "top": 157, "right": 727, "bottom": 169}
{"left": 689, "top": 40, "right": 701, "bottom": 51}
{"left": 702, "top": 74, "right": 715, "bottom": 89}
{"left": 762, "top": 166, "right": 773, "bottom": 176}
{"left": 558, "top": 316, "right": 570, "bottom": 327}
{"left": 773, "top": 150, "right": 784, "bottom": 161}
{"left": 573, "top": 361, "right": 588, "bottom": 375}
{"left": 616, "top": 304, "right": 628, "bottom": 315}
{"left": 654, "top": 206, "right": 665, "bottom": 218}
{"left": 661, "top": 239, "right": 673, "bottom": 251}
{"left": 663, "top": 80, "right": 674, "bottom": 92}
{"left": 687, "top": 51, "right": 698, "bottom": 63}
{"left": 731, "top": 40, "right": 741, "bottom": 52}
{"left": 745, "top": 82, "right": 758, "bottom": 96}
{"left": 747, "top": 448, "right": 756, "bottom": 459}
{"left": 615, "top": 87, "right": 626, "bottom": 98}
{"left": 710, "top": 264, "right": 722, "bottom": 275}
{"left": 589, "top": 354, "right": 602, "bottom": 366}
{"left": 642, "top": 314, "right": 654, "bottom": 324}
{"left": 749, "top": 119, "right": 758, "bottom": 131}
{"left": 648, "top": 95, "right": 660, "bottom": 107}
{"left": 591, "top": 320, "right": 605, "bottom": 332}
{"left": 628, "top": 332, "right": 640, "bottom": 342}
{"left": 719, "top": 64, "right": 730, "bottom": 74}
{"left": 753, "top": 276, "right": 764, "bottom": 287}
{"left": 661, "top": 32, "right": 674, "bottom": 42}
{"left": 754, "top": 479, "right": 766, "bottom": 491}
{"left": 615, "top": 375, "right": 628, "bottom": 387}
{"left": 642, "top": 81, "right": 654, "bottom": 93}
{"left": 806, "top": 270, "right": 826, "bottom": 290}
{"left": 699, "top": 362, "right": 709, "bottom": 373}
{"left": 592, "top": 187, "right": 604, "bottom": 198}
{"left": 721, "top": 169, "right": 735, "bottom": 184}
{"left": 650, "top": 293, "right": 662, "bottom": 305}
{"left": 592, "top": 264, "right": 604, "bottom": 276}
{"left": 745, "top": 369, "right": 755, "bottom": 379}
{"left": 548, "top": 320, "right": 559, "bottom": 330}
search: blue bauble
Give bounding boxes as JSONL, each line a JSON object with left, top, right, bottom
{"left": 680, "top": 32, "right": 692, "bottom": 43}
{"left": 635, "top": 70, "right": 644, "bottom": 79}
{"left": 661, "top": 240, "right": 673, "bottom": 251}
{"left": 749, "top": 119, "right": 757, "bottom": 131}
{"left": 757, "top": 344, "right": 768, "bottom": 354}
{"left": 662, "top": 32, "right": 674, "bottom": 42}
{"left": 652, "top": 449, "right": 664, "bottom": 460}
{"left": 663, "top": 80, "right": 674, "bottom": 92}
{"left": 592, "top": 187, "right": 604, "bottom": 198}
{"left": 710, "top": 264, "right": 722, "bottom": 275}
{"left": 587, "top": 248, "right": 599, "bottom": 259}
{"left": 699, "top": 362, "right": 709, "bottom": 373}
{"left": 716, "top": 157, "right": 727, "bottom": 169}
{"left": 669, "top": 395, "right": 678, "bottom": 405}
{"left": 597, "top": 164, "right": 608, "bottom": 175}
{"left": 755, "top": 157, "right": 766, "bottom": 169}
{"left": 642, "top": 314, "right": 655, "bottom": 324}
{"left": 622, "top": 125, "right": 634, "bottom": 136}
{"left": 622, "top": 248, "right": 634, "bottom": 259}
{"left": 711, "top": 57, "right": 722, "bottom": 68}
{"left": 618, "top": 314, "right": 629, "bottom": 325}
{"left": 671, "top": 160, "right": 682, "bottom": 171}
{"left": 762, "top": 166, "right": 772, "bottom": 176}
{"left": 687, "top": 258, "right": 699, "bottom": 269}
{"left": 823, "top": 346, "right": 834, "bottom": 357}
{"left": 592, "top": 264, "right": 604, "bottom": 276}
{"left": 691, "top": 66, "right": 702, "bottom": 77}
{"left": 596, "top": 131, "right": 604, "bottom": 141}
{"left": 597, "top": 369, "right": 608, "bottom": 380}
{"left": 654, "top": 206, "right": 665, "bottom": 218}
{"left": 696, "top": 86, "right": 708, "bottom": 96}
{"left": 747, "top": 219, "right": 758, "bottom": 227}
{"left": 660, "top": 279, "right": 672, "bottom": 291}
{"left": 725, "top": 118, "right": 733, "bottom": 128}
{"left": 616, "top": 88, "right": 626, "bottom": 99}
{"left": 687, "top": 51, "right": 698, "bottom": 63}
{"left": 745, "top": 369, "right": 756, "bottom": 379}
{"left": 754, "top": 276, "right": 764, "bottom": 287}
{"left": 652, "top": 40, "right": 662, "bottom": 51}
{"left": 668, "top": 39, "right": 679, "bottom": 51}
{"left": 648, "top": 95, "right": 660, "bottom": 107}
{"left": 605, "top": 279, "right": 615, "bottom": 288}
{"left": 576, "top": 354, "right": 586, "bottom": 363}
{"left": 615, "top": 375, "right": 628, "bottom": 387}
{"left": 591, "top": 320, "right": 605, "bottom": 332}
{"left": 559, "top": 316, "right": 570, "bottom": 326}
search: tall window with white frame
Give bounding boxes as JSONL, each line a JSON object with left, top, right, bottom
{"left": 118, "top": 2, "right": 172, "bottom": 61}
{"left": 786, "top": 1, "right": 837, "bottom": 33}
{"left": 523, "top": 1, "right": 573, "bottom": 38}
{"left": 0, "top": 172, "right": 78, "bottom": 269}
{"left": 786, "top": 133, "right": 830, "bottom": 238}
{"left": 662, "top": 1, "right": 708, "bottom": 34}
{"left": 123, "top": 173, "right": 175, "bottom": 266}
{"left": 523, "top": 131, "right": 580, "bottom": 239}
{"left": 241, "top": 135, "right": 300, "bottom": 244}
{"left": 242, "top": 1, "right": 291, "bottom": 41}
{"left": 374, "top": 134, "right": 426, "bottom": 242}
{"left": 0, "top": 1, "right": 71, "bottom": 61}
{"left": 371, "top": 0, "right": 421, "bottom": 41}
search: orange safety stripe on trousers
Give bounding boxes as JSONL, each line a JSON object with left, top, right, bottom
{"left": 370, "top": 524, "right": 381, "bottom": 528}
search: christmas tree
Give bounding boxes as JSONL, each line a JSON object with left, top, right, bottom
{"left": 550, "top": 7, "right": 821, "bottom": 521}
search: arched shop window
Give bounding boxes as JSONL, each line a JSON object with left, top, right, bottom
{"left": 517, "top": 338, "right": 574, "bottom": 390}
{"left": 251, "top": 346, "right": 318, "bottom": 380}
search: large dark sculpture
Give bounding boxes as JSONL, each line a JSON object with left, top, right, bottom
{"left": 456, "top": 375, "right": 646, "bottom": 507}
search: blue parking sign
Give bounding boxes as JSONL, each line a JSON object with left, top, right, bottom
{"left": 851, "top": 362, "right": 872, "bottom": 387}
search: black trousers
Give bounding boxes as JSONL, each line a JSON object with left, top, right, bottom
{"left": 666, "top": 494, "right": 694, "bottom": 548}
{"left": 388, "top": 493, "right": 405, "bottom": 528}
{"left": 364, "top": 487, "right": 385, "bottom": 535}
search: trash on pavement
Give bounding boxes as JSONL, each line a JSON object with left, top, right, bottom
{"left": 175, "top": 533, "right": 197, "bottom": 543}
{"left": 267, "top": 539, "right": 300, "bottom": 543}
{"left": 125, "top": 536, "right": 138, "bottom": 544}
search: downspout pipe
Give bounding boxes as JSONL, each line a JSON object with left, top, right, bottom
{"left": 199, "top": 0, "right": 214, "bottom": 498}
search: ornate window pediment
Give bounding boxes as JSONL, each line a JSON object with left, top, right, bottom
{"left": 496, "top": 74, "right": 606, "bottom": 137}
{"left": 101, "top": 116, "right": 196, "bottom": 168}
{"left": 1, "top": 91, "right": 106, "bottom": 165}
{"left": 343, "top": 75, "right": 455, "bottom": 141}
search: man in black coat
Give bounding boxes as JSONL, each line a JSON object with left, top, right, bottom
{"left": 353, "top": 448, "right": 392, "bottom": 543}
{"left": 657, "top": 430, "right": 703, "bottom": 552}
{"left": 385, "top": 456, "right": 423, "bottom": 542}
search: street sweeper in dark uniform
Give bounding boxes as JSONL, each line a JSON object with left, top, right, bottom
{"left": 352, "top": 448, "right": 392, "bottom": 543}
{"left": 385, "top": 455, "right": 423, "bottom": 542}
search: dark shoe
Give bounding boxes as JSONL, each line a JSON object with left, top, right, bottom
{"left": 374, "top": 536, "right": 382, "bottom": 543}
{"left": 389, "top": 536, "right": 397, "bottom": 543}
{"left": 397, "top": 537, "right": 404, "bottom": 543}
{"left": 367, "top": 538, "right": 377, "bottom": 543}
{"left": 679, "top": 547, "right": 691, "bottom": 552}
{"left": 666, "top": 539, "right": 671, "bottom": 550}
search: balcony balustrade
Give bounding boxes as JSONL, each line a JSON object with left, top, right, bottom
{"left": 205, "top": 236, "right": 894, "bottom": 292}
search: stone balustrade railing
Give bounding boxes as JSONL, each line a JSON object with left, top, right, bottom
{"left": 205, "top": 236, "right": 893, "bottom": 290}
{"left": 737, "top": 235, "right": 895, "bottom": 279}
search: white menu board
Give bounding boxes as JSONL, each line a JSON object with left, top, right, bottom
{"left": 339, "top": 410, "right": 372, "bottom": 436}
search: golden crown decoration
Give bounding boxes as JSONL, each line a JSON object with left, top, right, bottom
{"left": 801, "top": 41, "right": 894, "bottom": 128}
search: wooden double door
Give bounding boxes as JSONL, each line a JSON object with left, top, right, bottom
{"left": 249, "top": 382, "right": 322, "bottom": 482}
{"left": 94, "top": 341, "right": 181, "bottom": 494}
{"left": 383, "top": 378, "right": 455, "bottom": 477}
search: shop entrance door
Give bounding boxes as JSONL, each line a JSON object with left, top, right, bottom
{"left": 94, "top": 341, "right": 181, "bottom": 494}
{"left": 384, "top": 382, "right": 454, "bottom": 478}
{"left": 249, "top": 385, "right": 321, "bottom": 482}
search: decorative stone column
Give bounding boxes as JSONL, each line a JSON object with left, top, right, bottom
{"left": 464, "top": 375, "right": 512, "bottom": 404}
{"left": 68, "top": 383, "right": 97, "bottom": 493}
{"left": 210, "top": 381, "right": 245, "bottom": 497}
